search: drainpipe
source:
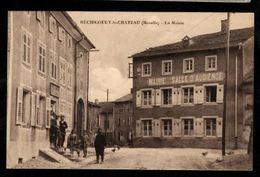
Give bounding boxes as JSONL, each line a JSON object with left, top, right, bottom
{"left": 74, "top": 35, "right": 84, "bottom": 131}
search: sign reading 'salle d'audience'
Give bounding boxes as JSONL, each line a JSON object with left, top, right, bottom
{"left": 148, "top": 72, "right": 225, "bottom": 86}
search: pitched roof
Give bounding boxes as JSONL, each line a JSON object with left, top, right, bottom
{"left": 99, "top": 102, "right": 114, "bottom": 113}
{"left": 113, "top": 93, "right": 132, "bottom": 103}
{"left": 88, "top": 101, "right": 101, "bottom": 108}
{"left": 130, "top": 27, "right": 254, "bottom": 58}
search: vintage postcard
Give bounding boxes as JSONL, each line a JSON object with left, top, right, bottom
{"left": 7, "top": 11, "right": 253, "bottom": 170}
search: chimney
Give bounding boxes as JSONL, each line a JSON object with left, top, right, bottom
{"left": 95, "top": 99, "right": 99, "bottom": 105}
{"left": 221, "top": 19, "right": 228, "bottom": 33}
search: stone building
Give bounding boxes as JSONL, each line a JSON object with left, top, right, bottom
{"left": 129, "top": 20, "right": 253, "bottom": 148}
{"left": 87, "top": 101, "right": 101, "bottom": 145}
{"left": 113, "top": 93, "right": 133, "bottom": 146}
{"left": 7, "top": 11, "right": 95, "bottom": 167}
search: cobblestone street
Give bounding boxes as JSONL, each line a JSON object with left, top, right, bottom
{"left": 15, "top": 147, "right": 252, "bottom": 170}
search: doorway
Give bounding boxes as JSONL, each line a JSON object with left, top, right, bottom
{"left": 76, "top": 98, "right": 84, "bottom": 137}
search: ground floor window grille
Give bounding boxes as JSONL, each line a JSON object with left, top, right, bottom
{"left": 162, "top": 119, "right": 172, "bottom": 136}
{"left": 142, "top": 120, "right": 152, "bottom": 137}
{"left": 183, "top": 119, "right": 194, "bottom": 136}
{"left": 205, "top": 86, "right": 217, "bottom": 103}
{"left": 205, "top": 118, "right": 216, "bottom": 136}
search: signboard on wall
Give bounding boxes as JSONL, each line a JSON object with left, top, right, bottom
{"left": 50, "top": 83, "right": 60, "bottom": 98}
{"left": 148, "top": 72, "right": 225, "bottom": 86}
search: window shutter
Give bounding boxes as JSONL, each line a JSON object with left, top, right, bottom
{"left": 30, "top": 92, "right": 36, "bottom": 126}
{"left": 216, "top": 117, "right": 223, "bottom": 137}
{"left": 172, "top": 88, "right": 178, "bottom": 105}
{"left": 135, "top": 120, "right": 141, "bottom": 137}
{"left": 36, "top": 94, "right": 40, "bottom": 125}
{"left": 152, "top": 119, "right": 160, "bottom": 137}
{"left": 197, "top": 86, "right": 204, "bottom": 104}
{"left": 177, "top": 88, "right": 182, "bottom": 105}
{"left": 194, "top": 87, "right": 199, "bottom": 104}
{"left": 49, "top": 16, "right": 56, "bottom": 33}
{"left": 155, "top": 89, "right": 161, "bottom": 106}
{"left": 36, "top": 11, "right": 41, "bottom": 21}
{"left": 173, "top": 119, "right": 181, "bottom": 137}
{"left": 46, "top": 97, "right": 51, "bottom": 128}
{"left": 151, "top": 89, "right": 155, "bottom": 106}
{"left": 58, "top": 26, "right": 64, "bottom": 41}
{"left": 16, "top": 87, "right": 23, "bottom": 124}
{"left": 217, "top": 84, "right": 224, "bottom": 103}
{"left": 136, "top": 91, "right": 141, "bottom": 107}
{"left": 195, "top": 118, "right": 204, "bottom": 137}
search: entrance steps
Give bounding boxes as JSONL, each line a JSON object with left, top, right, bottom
{"left": 39, "top": 147, "right": 96, "bottom": 164}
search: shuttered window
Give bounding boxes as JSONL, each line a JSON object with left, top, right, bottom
{"left": 183, "top": 119, "right": 194, "bottom": 136}
{"left": 162, "top": 89, "right": 172, "bottom": 105}
{"left": 182, "top": 87, "right": 194, "bottom": 104}
{"left": 142, "top": 90, "right": 152, "bottom": 106}
{"left": 142, "top": 120, "right": 152, "bottom": 137}
{"left": 205, "top": 86, "right": 217, "bottom": 103}
{"left": 205, "top": 118, "right": 217, "bottom": 136}
{"left": 22, "top": 90, "right": 31, "bottom": 124}
{"left": 162, "top": 119, "right": 172, "bottom": 136}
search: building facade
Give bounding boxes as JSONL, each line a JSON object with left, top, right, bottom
{"left": 98, "top": 102, "right": 115, "bottom": 146}
{"left": 87, "top": 101, "right": 101, "bottom": 145}
{"left": 130, "top": 21, "right": 253, "bottom": 148}
{"left": 7, "top": 11, "right": 95, "bottom": 167}
{"left": 113, "top": 94, "right": 133, "bottom": 146}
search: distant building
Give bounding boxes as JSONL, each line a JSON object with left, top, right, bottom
{"left": 113, "top": 93, "right": 133, "bottom": 146}
{"left": 129, "top": 20, "right": 253, "bottom": 148}
{"left": 98, "top": 102, "right": 115, "bottom": 145}
{"left": 7, "top": 11, "right": 95, "bottom": 167}
{"left": 87, "top": 101, "right": 101, "bottom": 145}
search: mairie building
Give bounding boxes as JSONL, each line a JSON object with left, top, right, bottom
{"left": 7, "top": 11, "right": 95, "bottom": 167}
{"left": 130, "top": 20, "right": 253, "bottom": 149}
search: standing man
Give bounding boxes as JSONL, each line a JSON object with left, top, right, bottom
{"left": 83, "top": 130, "right": 91, "bottom": 158}
{"left": 59, "top": 115, "right": 68, "bottom": 149}
{"left": 50, "top": 113, "right": 58, "bottom": 148}
{"left": 94, "top": 128, "right": 106, "bottom": 164}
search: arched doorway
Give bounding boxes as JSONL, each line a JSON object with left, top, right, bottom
{"left": 76, "top": 98, "right": 84, "bottom": 136}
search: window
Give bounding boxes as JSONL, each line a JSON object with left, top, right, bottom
{"left": 205, "top": 118, "right": 216, "bottom": 136}
{"left": 67, "top": 35, "right": 72, "bottom": 49}
{"left": 162, "top": 119, "right": 172, "bottom": 136}
{"left": 67, "top": 64, "right": 72, "bottom": 89}
{"left": 36, "top": 11, "right": 45, "bottom": 27}
{"left": 104, "top": 119, "right": 109, "bottom": 129}
{"left": 128, "top": 117, "right": 131, "bottom": 126}
{"left": 162, "top": 60, "right": 172, "bottom": 75}
{"left": 142, "top": 62, "right": 151, "bottom": 77}
{"left": 205, "top": 86, "right": 217, "bottom": 103}
{"left": 58, "top": 26, "right": 65, "bottom": 42}
{"left": 205, "top": 56, "right": 217, "bottom": 71}
{"left": 162, "top": 89, "right": 172, "bottom": 105}
{"left": 60, "top": 59, "right": 66, "bottom": 86}
{"left": 182, "top": 87, "right": 194, "bottom": 104}
{"left": 22, "top": 90, "right": 31, "bottom": 124}
{"left": 142, "top": 90, "right": 152, "bottom": 106}
{"left": 183, "top": 119, "right": 194, "bottom": 136}
{"left": 37, "top": 96, "right": 45, "bottom": 126}
{"left": 49, "top": 15, "right": 56, "bottom": 33}
{"left": 21, "top": 29, "right": 32, "bottom": 65}
{"left": 183, "top": 58, "right": 194, "bottom": 73}
{"left": 142, "top": 120, "right": 152, "bottom": 137}
{"left": 119, "top": 108, "right": 124, "bottom": 113}
{"left": 118, "top": 118, "right": 121, "bottom": 126}
{"left": 50, "top": 51, "right": 57, "bottom": 80}
{"left": 38, "top": 43, "right": 46, "bottom": 74}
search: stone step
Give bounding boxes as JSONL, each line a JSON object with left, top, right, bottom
{"left": 39, "top": 148, "right": 72, "bottom": 163}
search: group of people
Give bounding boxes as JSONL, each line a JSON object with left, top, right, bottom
{"left": 49, "top": 112, "right": 68, "bottom": 150}
{"left": 49, "top": 112, "right": 107, "bottom": 163}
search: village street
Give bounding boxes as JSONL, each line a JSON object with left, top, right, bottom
{"left": 15, "top": 147, "right": 252, "bottom": 170}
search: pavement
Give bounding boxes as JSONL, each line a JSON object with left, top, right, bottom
{"left": 14, "top": 147, "right": 252, "bottom": 170}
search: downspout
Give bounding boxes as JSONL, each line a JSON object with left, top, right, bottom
{"left": 74, "top": 35, "right": 84, "bottom": 131}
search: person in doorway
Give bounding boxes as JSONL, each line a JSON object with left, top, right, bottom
{"left": 94, "top": 128, "right": 106, "bottom": 164}
{"left": 59, "top": 115, "right": 68, "bottom": 149}
{"left": 83, "top": 130, "right": 91, "bottom": 158}
{"left": 50, "top": 113, "right": 58, "bottom": 148}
